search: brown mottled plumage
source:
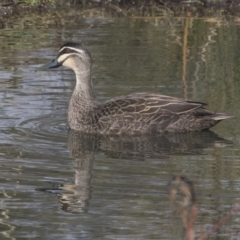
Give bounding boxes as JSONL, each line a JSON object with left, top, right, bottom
{"left": 40, "top": 42, "right": 232, "bottom": 135}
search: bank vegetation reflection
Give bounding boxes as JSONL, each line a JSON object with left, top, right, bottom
{"left": 168, "top": 175, "right": 240, "bottom": 239}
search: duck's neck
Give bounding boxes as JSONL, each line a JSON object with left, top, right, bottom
{"left": 74, "top": 68, "right": 95, "bottom": 102}
{"left": 69, "top": 67, "right": 99, "bottom": 122}
{"left": 68, "top": 68, "right": 98, "bottom": 131}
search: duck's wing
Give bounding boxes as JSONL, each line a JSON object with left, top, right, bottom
{"left": 101, "top": 93, "right": 205, "bottom": 115}
{"left": 95, "top": 93, "right": 205, "bottom": 134}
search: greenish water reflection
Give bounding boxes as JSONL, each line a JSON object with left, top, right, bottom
{"left": 0, "top": 14, "right": 240, "bottom": 239}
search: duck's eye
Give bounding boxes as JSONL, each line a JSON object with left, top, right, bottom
{"left": 61, "top": 48, "right": 72, "bottom": 54}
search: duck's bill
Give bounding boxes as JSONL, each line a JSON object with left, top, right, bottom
{"left": 36, "top": 59, "right": 61, "bottom": 71}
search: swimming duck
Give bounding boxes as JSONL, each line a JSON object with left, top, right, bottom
{"left": 39, "top": 42, "right": 232, "bottom": 135}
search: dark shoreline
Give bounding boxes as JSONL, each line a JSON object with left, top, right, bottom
{"left": 1, "top": 0, "right": 240, "bottom": 24}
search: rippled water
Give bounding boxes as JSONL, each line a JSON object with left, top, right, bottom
{"left": 1, "top": 12, "right": 240, "bottom": 239}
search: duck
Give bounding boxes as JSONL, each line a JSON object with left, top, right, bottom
{"left": 39, "top": 42, "right": 232, "bottom": 135}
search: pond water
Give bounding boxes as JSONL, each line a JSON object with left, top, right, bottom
{"left": 1, "top": 10, "right": 240, "bottom": 239}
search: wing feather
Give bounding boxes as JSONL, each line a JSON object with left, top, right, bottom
{"left": 102, "top": 93, "right": 203, "bottom": 116}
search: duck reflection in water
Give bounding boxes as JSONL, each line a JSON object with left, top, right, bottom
{"left": 46, "top": 130, "right": 229, "bottom": 213}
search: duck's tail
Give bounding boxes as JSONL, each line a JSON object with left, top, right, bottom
{"left": 211, "top": 113, "right": 233, "bottom": 121}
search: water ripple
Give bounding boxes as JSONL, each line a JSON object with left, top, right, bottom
{"left": 16, "top": 113, "right": 67, "bottom": 139}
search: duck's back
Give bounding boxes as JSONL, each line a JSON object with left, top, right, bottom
{"left": 90, "top": 93, "right": 231, "bottom": 135}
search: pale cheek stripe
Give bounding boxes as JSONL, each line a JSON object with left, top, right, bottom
{"left": 59, "top": 47, "right": 85, "bottom": 55}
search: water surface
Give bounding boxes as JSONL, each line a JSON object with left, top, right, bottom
{"left": 0, "top": 12, "right": 240, "bottom": 239}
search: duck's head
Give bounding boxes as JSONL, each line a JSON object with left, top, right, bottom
{"left": 38, "top": 42, "right": 92, "bottom": 72}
